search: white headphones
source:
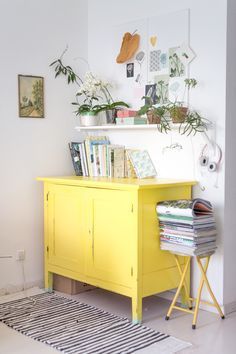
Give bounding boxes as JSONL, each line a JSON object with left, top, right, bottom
{"left": 199, "top": 143, "right": 222, "bottom": 172}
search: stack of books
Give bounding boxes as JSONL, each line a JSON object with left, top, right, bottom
{"left": 156, "top": 199, "right": 217, "bottom": 256}
{"left": 69, "top": 136, "right": 157, "bottom": 179}
{"left": 116, "top": 109, "right": 147, "bottom": 125}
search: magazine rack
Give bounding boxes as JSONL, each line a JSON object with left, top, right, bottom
{"left": 165, "top": 253, "right": 225, "bottom": 329}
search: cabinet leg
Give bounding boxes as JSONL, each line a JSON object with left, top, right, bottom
{"left": 45, "top": 270, "right": 53, "bottom": 292}
{"left": 132, "top": 296, "right": 142, "bottom": 324}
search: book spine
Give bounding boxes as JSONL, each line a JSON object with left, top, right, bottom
{"left": 85, "top": 138, "right": 93, "bottom": 177}
{"left": 107, "top": 146, "right": 110, "bottom": 177}
{"left": 69, "top": 143, "right": 83, "bottom": 176}
{"left": 92, "top": 145, "right": 98, "bottom": 177}
{"left": 78, "top": 143, "right": 85, "bottom": 176}
{"left": 81, "top": 142, "right": 89, "bottom": 176}
{"left": 107, "top": 147, "right": 114, "bottom": 177}
{"left": 95, "top": 145, "right": 101, "bottom": 176}
{"left": 100, "top": 144, "right": 107, "bottom": 177}
{"left": 113, "top": 148, "right": 125, "bottom": 178}
{"left": 102, "top": 145, "right": 107, "bottom": 177}
{"left": 110, "top": 148, "right": 114, "bottom": 177}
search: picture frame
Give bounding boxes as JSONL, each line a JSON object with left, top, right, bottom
{"left": 18, "top": 75, "right": 44, "bottom": 118}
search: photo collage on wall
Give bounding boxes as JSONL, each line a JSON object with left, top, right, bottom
{"left": 114, "top": 9, "right": 196, "bottom": 108}
{"left": 146, "top": 10, "right": 196, "bottom": 107}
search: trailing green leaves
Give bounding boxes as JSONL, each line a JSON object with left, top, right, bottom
{"left": 50, "top": 59, "right": 83, "bottom": 85}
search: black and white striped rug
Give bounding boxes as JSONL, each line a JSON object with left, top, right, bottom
{"left": 0, "top": 292, "right": 190, "bottom": 353}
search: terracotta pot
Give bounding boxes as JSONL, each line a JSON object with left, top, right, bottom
{"left": 146, "top": 110, "right": 161, "bottom": 124}
{"left": 170, "top": 106, "right": 188, "bottom": 123}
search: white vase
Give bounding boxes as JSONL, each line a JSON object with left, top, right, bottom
{"left": 79, "top": 112, "right": 99, "bottom": 126}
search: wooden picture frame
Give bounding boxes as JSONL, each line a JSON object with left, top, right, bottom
{"left": 18, "top": 75, "right": 44, "bottom": 118}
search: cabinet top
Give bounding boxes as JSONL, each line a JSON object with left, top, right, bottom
{"left": 37, "top": 176, "right": 196, "bottom": 190}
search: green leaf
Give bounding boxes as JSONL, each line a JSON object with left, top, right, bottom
{"left": 110, "top": 101, "right": 129, "bottom": 108}
{"left": 49, "top": 60, "right": 58, "bottom": 66}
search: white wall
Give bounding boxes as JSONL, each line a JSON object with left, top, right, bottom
{"left": 0, "top": 0, "right": 87, "bottom": 293}
{"left": 224, "top": 0, "right": 236, "bottom": 310}
{"left": 88, "top": 0, "right": 227, "bottom": 307}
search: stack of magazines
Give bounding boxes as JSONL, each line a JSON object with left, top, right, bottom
{"left": 156, "top": 199, "right": 217, "bottom": 256}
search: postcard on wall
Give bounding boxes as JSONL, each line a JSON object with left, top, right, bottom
{"left": 169, "top": 47, "right": 186, "bottom": 78}
{"left": 145, "top": 84, "right": 158, "bottom": 104}
{"left": 134, "top": 51, "right": 146, "bottom": 85}
{"left": 168, "top": 77, "right": 185, "bottom": 103}
{"left": 175, "top": 43, "right": 196, "bottom": 66}
{"left": 154, "top": 74, "right": 169, "bottom": 104}
{"left": 18, "top": 75, "right": 44, "bottom": 118}
{"left": 126, "top": 63, "right": 134, "bottom": 78}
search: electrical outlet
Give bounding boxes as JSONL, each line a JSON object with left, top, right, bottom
{"left": 16, "top": 250, "right": 25, "bottom": 261}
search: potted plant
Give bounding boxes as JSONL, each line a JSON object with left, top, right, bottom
{"left": 50, "top": 51, "right": 129, "bottom": 126}
{"left": 168, "top": 78, "right": 197, "bottom": 123}
{"left": 137, "top": 96, "right": 170, "bottom": 133}
{"left": 94, "top": 85, "right": 129, "bottom": 124}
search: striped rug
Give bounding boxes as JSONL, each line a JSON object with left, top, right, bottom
{"left": 0, "top": 292, "right": 189, "bottom": 353}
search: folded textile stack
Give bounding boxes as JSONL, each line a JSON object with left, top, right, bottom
{"left": 156, "top": 199, "right": 217, "bottom": 256}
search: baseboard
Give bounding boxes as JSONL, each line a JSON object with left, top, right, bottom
{"left": 0, "top": 280, "right": 43, "bottom": 297}
{"left": 223, "top": 301, "right": 236, "bottom": 315}
{"left": 156, "top": 291, "right": 225, "bottom": 314}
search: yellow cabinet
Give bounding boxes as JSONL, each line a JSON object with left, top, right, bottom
{"left": 38, "top": 176, "right": 195, "bottom": 323}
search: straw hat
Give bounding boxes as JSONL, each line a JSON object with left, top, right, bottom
{"left": 116, "top": 32, "right": 140, "bottom": 64}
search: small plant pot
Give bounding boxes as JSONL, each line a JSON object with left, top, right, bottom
{"left": 146, "top": 110, "right": 161, "bottom": 124}
{"left": 105, "top": 109, "right": 116, "bottom": 124}
{"left": 170, "top": 106, "right": 188, "bottom": 123}
{"left": 98, "top": 109, "right": 117, "bottom": 125}
{"left": 79, "top": 112, "right": 99, "bottom": 126}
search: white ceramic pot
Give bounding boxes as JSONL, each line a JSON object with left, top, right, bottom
{"left": 79, "top": 112, "right": 99, "bottom": 126}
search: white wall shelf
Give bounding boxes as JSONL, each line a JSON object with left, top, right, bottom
{"left": 75, "top": 123, "right": 212, "bottom": 132}
{"left": 75, "top": 124, "right": 159, "bottom": 131}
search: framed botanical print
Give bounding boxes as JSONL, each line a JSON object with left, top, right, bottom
{"left": 18, "top": 75, "right": 44, "bottom": 118}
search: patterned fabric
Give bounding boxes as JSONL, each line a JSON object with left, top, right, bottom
{"left": 0, "top": 293, "right": 169, "bottom": 354}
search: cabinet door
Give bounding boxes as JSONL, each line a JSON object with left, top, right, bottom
{"left": 87, "top": 189, "right": 134, "bottom": 287}
{"left": 47, "top": 185, "right": 86, "bottom": 274}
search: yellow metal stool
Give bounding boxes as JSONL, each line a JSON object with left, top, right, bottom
{"left": 165, "top": 253, "right": 225, "bottom": 329}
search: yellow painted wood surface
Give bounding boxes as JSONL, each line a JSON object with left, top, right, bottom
{"left": 47, "top": 185, "right": 86, "bottom": 273}
{"left": 38, "top": 176, "right": 195, "bottom": 322}
{"left": 86, "top": 188, "right": 134, "bottom": 287}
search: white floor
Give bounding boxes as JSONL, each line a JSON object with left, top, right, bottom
{"left": 0, "top": 288, "right": 235, "bottom": 354}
